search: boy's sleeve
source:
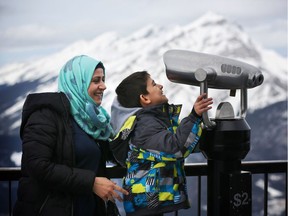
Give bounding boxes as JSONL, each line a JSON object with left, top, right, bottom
{"left": 130, "top": 117, "right": 202, "bottom": 162}
{"left": 172, "top": 108, "right": 203, "bottom": 158}
{"left": 109, "top": 115, "right": 137, "bottom": 167}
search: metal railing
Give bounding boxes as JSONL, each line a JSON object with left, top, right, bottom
{"left": 0, "top": 160, "right": 287, "bottom": 216}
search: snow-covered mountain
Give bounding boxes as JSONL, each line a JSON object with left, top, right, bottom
{"left": 0, "top": 12, "right": 287, "bottom": 136}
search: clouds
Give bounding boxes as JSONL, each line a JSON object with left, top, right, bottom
{"left": 0, "top": 0, "right": 286, "bottom": 66}
{"left": 247, "top": 19, "right": 287, "bottom": 49}
{"left": 1, "top": 25, "right": 56, "bottom": 47}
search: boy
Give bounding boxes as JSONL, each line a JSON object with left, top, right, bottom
{"left": 110, "top": 71, "right": 213, "bottom": 216}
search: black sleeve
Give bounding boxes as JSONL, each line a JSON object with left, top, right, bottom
{"left": 21, "top": 108, "right": 96, "bottom": 195}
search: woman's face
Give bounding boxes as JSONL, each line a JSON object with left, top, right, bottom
{"left": 88, "top": 68, "right": 106, "bottom": 105}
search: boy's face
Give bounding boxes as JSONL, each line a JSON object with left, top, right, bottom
{"left": 142, "top": 76, "right": 168, "bottom": 106}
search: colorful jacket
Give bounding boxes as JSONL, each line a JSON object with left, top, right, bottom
{"left": 110, "top": 98, "right": 202, "bottom": 216}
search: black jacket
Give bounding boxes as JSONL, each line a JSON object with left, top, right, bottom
{"left": 13, "top": 92, "right": 108, "bottom": 216}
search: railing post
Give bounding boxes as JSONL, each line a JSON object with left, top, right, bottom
{"left": 9, "top": 181, "right": 12, "bottom": 216}
{"left": 197, "top": 175, "right": 201, "bottom": 216}
{"left": 264, "top": 173, "right": 268, "bottom": 216}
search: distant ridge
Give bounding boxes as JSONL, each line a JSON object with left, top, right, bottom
{"left": 0, "top": 12, "right": 287, "bottom": 135}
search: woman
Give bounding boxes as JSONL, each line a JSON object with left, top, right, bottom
{"left": 14, "top": 55, "right": 128, "bottom": 216}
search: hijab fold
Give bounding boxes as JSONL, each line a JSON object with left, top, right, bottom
{"left": 58, "top": 55, "right": 114, "bottom": 140}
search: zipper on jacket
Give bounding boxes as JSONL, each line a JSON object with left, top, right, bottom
{"left": 38, "top": 194, "right": 50, "bottom": 215}
{"left": 71, "top": 198, "right": 74, "bottom": 216}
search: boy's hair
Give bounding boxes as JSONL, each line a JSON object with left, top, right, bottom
{"left": 116, "top": 71, "right": 150, "bottom": 108}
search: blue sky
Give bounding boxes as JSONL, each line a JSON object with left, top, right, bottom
{"left": 0, "top": 0, "right": 287, "bottom": 66}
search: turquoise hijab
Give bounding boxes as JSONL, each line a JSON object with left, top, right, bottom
{"left": 58, "top": 55, "right": 114, "bottom": 140}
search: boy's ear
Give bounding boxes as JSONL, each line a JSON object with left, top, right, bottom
{"left": 140, "top": 94, "right": 151, "bottom": 107}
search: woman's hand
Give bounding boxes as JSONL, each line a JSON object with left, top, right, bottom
{"left": 194, "top": 93, "right": 213, "bottom": 116}
{"left": 92, "top": 177, "right": 129, "bottom": 202}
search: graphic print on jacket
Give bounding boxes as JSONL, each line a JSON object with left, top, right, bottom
{"left": 120, "top": 104, "right": 202, "bottom": 215}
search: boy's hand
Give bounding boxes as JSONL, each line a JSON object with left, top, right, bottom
{"left": 194, "top": 93, "right": 213, "bottom": 116}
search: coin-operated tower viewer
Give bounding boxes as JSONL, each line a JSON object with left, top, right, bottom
{"left": 163, "top": 50, "right": 264, "bottom": 216}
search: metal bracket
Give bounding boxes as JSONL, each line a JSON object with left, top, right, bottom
{"left": 195, "top": 68, "right": 216, "bottom": 128}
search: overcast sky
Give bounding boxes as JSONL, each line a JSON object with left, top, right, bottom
{"left": 0, "top": 0, "right": 287, "bottom": 67}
